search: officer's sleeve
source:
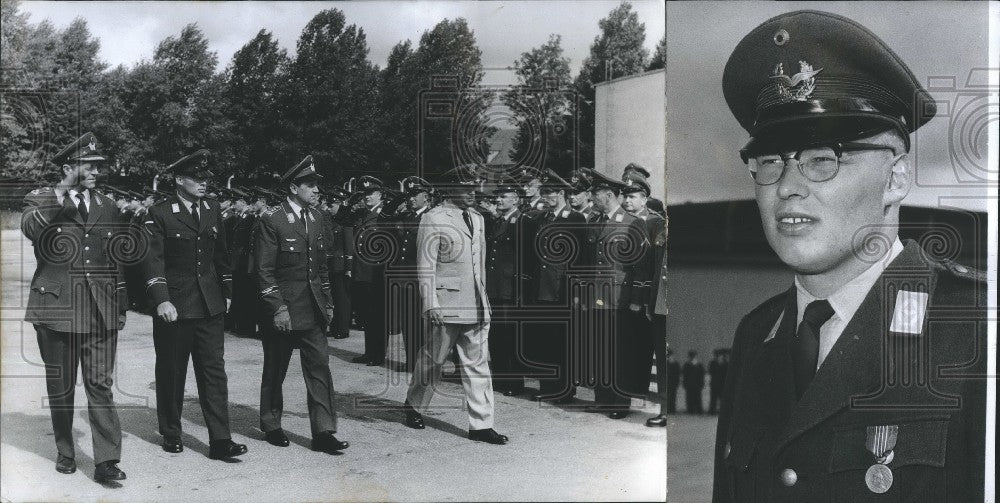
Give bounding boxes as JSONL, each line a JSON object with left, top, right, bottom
{"left": 140, "top": 207, "right": 170, "bottom": 307}
{"left": 712, "top": 315, "right": 748, "bottom": 503}
{"left": 20, "top": 190, "right": 68, "bottom": 242}
{"left": 254, "top": 214, "right": 285, "bottom": 316}
{"left": 319, "top": 221, "right": 332, "bottom": 305}
{"left": 342, "top": 224, "right": 355, "bottom": 274}
{"left": 416, "top": 212, "right": 439, "bottom": 312}
{"left": 633, "top": 218, "right": 661, "bottom": 307}
{"left": 215, "top": 208, "right": 233, "bottom": 300}
{"left": 620, "top": 219, "right": 650, "bottom": 306}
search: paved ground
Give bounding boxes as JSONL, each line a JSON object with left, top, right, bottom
{"left": 0, "top": 230, "right": 682, "bottom": 502}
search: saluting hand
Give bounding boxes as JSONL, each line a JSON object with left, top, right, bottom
{"left": 156, "top": 301, "right": 178, "bottom": 323}
{"left": 274, "top": 310, "right": 291, "bottom": 332}
{"left": 226, "top": 298, "right": 232, "bottom": 313}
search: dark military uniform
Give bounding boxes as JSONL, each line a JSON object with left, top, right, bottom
{"left": 581, "top": 198, "right": 648, "bottom": 414}
{"left": 484, "top": 204, "right": 532, "bottom": 394}
{"left": 229, "top": 209, "right": 258, "bottom": 336}
{"left": 21, "top": 133, "right": 130, "bottom": 470}
{"left": 526, "top": 204, "right": 586, "bottom": 399}
{"left": 682, "top": 355, "right": 705, "bottom": 414}
{"left": 714, "top": 10, "right": 986, "bottom": 502}
{"left": 392, "top": 203, "right": 429, "bottom": 371}
{"left": 351, "top": 187, "right": 388, "bottom": 364}
{"left": 713, "top": 243, "right": 986, "bottom": 502}
{"left": 140, "top": 150, "right": 236, "bottom": 448}
{"left": 256, "top": 192, "right": 338, "bottom": 436}
{"left": 321, "top": 205, "right": 354, "bottom": 339}
{"left": 665, "top": 354, "right": 680, "bottom": 413}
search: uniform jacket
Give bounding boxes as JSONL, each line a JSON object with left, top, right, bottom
{"left": 582, "top": 206, "right": 647, "bottom": 310}
{"left": 21, "top": 187, "right": 130, "bottom": 333}
{"left": 631, "top": 207, "right": 666, "bottom": 309}
{"left": 255, "top": 201, "right": 333, "bottom": 330}
{"left": 321, "top": 210, "right": 354, "bottom": 274}
{"left": 713, "top": 241, "right": 986, "bottom": 503}
{"left": 351, "top": 204, "right": 385, "bottom": 282}
{"left": 531, "top": 205, "right": 586, "bottom": 303}
{"left": 485, "top": 208, "right": 532, "bottom": 302}
{"left": 230, "top": 213, "right": 256, "bottom": 275}
{"left": 416, "top": 204, "right": 490, "bottom": 324}
{"left": 140, "top": 194, "right": 232, "bottom": 319}
{"left": 391, "top": 207, "right": 429, "bottom": 270}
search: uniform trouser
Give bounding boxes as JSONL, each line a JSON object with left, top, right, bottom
{"left": 392, "top": 277, "right": 424, "bottom": 373}
{"left": 328, "top": 269, "right": 351, "bottom": 337}
{"left": 526, "top": 302, "right": 572, "bottom": 397}
{"left": 34, "top": 325, "right": 122, "bottom": 464}
{"left": 708, "top": 385, "right": 723, "bottom": 413}
{"left": 232, "top": 271, "right": 257, "bottom": 336}
{"left": 406, "top": 321, "right": 495, "bottom": 430}
{"left": 487, "top": 302, "right": 524, "bottom": 392}
{"left": 593, "top": 308, "right": 644, "bottom": 411}
{"left": 355, "top": 279, "right": 386, "bottom": 361}
{"left": 153, "top": 314, "right": 231, "bottom": 441}
{"left": 259, "top": 322, "right": 338, "bottom": 436}
{"left": 634, "top": 312, "right": 667, "bottom": 402}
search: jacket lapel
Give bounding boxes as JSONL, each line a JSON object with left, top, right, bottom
{"left": 282, "top": 201, "right": 308, "bottom": 240}
{"left": 751, "top": 286, "right": 799, "bottom": 427}
{"left": 773, "top": 242, "right": 932, "bottom": 451}
{"left": 172, "top": 195, "right": 198, "bottom": 232}
{"left": 61, "top": 191, "right": 85, "bottom": 226}
{"left": 197, "top": 199, "right": 211, "bottom": 234}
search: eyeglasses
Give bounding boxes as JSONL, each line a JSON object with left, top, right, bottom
{"left": 744, "top": 142, "right": 898, "bottom": 186}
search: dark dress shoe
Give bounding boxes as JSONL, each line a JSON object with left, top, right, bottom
{"left": 351, "top": 355, "right": 369, "bottom": 364}
{"left": 161, "top": 436, "right": 183, "bottom": 453}
{"left": 311, "top": 431, "right": 349, "bottom": 453}
{"left": 608, "top": 410, "right": 630, "bottom": 420}
{"left": 502, "top": 389, "right": 518, "bottom": 397}
{"left": 333, "top": 333, "right": 349, "bottom": 339}
{"left": 264, "top": 429, "right": 290, "bottom": 447}
{"left": 582, "top": 405, "right": 609, "bottom": 413}
{"left": 469, "top": 428, "right": 508, "bottom": 445}
{"left": 94, "top": 461, "right": 126, "bottom": 482}
{"left": 55, "top": 454, "right": 76, "bottom": 474}
{"left": 209, "top": 439, "right": 248, "bottom": 459}
{"left": 366, "top": 359, "right": 382, "bottom": 367}
{"left": 404, "top": 408, "right": 425, "bottom": 429}
{"left": 646, "top": 414, "right": 667, "bottom": 427}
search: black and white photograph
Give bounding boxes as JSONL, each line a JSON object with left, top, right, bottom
{"left": 666, "top": 2, "right": 996, "bottom": 502}
{"left": 0, "top": 0, "right": 667, "bottom": 501}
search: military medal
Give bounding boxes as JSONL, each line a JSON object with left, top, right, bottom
{"left": 864, "top": 425, "right": 898, "bottom": 493}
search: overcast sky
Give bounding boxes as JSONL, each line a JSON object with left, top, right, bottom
{"left": 666, "top": 1, "right": 992, "bottom": 211}
{"left": 20, "top": 0, "right": 665, "bottom": 86}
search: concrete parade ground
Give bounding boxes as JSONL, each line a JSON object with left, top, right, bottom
{"left": 0, "top": 230, "right": 679, "bottom": 502}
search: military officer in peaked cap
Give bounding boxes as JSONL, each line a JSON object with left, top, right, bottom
{"left": 320, "top": 186, "right": 355, "bottom": 340}
{"left": 713, "top": 11, "right": 986, "bottom": 503}
{"left": 567, "top": 170, "right": 595, "bottom": 220}
{"left": 620, "top": 177, "right": 668, "bottom": 425}
{"left": 483, "top": 179, "right": 531, "bottom": 396}
{"left": 140, "top": 150, "right": 247, "bottom": 459}
{"left": 350, "top": 175, "right": 390, "bottom": 366}
{"left": 21, "top": 132, "right": 131, "bottom": 482}
{"left": 578, "top": 169, "right": 649, "bottom": 419}
{"left": 620, "top": 163, "right": 650, "bottom": 184}
{"left": 517, "top": 166, "right": 547, "bottom": 216}
{"left": 391, "top": 176, "right": 434, "bottom": 371}
{"left": 525, "top": 169, "right": 587, "bottom": 402}
{"left": 255, "top": 156, "right": 349, "bottom": 454}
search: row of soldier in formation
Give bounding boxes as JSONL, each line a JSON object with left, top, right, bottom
{"left": 20, "top": 132, "right": 668, "bottom": 485}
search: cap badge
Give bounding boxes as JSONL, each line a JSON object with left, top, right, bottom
{"left": 200, "top": 158, "right": 208, "bottom": 168}
{"left": 87, "top": 140, "right": 96, "bottom": 152}
{"left": 771, "top": 60, "right": 822, "bottom": 102}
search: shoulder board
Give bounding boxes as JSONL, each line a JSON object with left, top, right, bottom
{"left": 940, "top": 259, "right": 986, "bottom": 283}
{"left": 262, "top": 206, "right": 280, "bottom": 217}
{"left": 28, "top": 187, "right": 53, "bottom": 196}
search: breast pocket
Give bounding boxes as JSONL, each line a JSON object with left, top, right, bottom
{"left": 165, "top": 234, "right": 193, "bottom": 258}
{"left": 278, "top": 241, "right": 302, "bottom": 267}
{"left": 827, "top": 418, "right": 949, "bottom": 503}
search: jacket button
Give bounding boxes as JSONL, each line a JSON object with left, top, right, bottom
{"left": 84, "top": 246, "right": 90, "bottom": 251}
{"left": 780, "top": 468, "right": 797, "bottom": 487}
{"left": 40, "top": 287, "right": 45, "bottom": 292}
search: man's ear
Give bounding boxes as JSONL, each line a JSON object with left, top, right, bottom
{"left": 883, "top": 153, "right": 911, "bottom": 208}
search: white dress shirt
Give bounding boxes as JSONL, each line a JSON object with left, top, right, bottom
{"left": 795, "top": 238, "right": 904, "bottom": 369}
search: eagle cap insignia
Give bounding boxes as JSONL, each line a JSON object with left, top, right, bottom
{"left": 87, "top": 140, "right": 96, "bottom": 152}
{"left": 771, "top": 60, "right": 822, "bottom": 102}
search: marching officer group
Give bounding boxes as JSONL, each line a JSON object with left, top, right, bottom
{"left": 22, "top": 131, "right": 669, "bottom": 485}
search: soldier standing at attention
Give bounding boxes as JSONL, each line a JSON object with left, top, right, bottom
{"left": 350, "top": 175, "right": 388, "bottom": 366}
{"left": 321, "top": 187, "right": 354, "bottom": 340}
{"left": 255, "top": 156, "right": 349, "bottom": 454}
{"left": 140, "top": 150, "right": 247, "bottom": 460}
{"left": 21, "top": 133, "right": 129, "bottom": 483}
{"left": 713, "top": 11, "right": 986, "bottom": 502}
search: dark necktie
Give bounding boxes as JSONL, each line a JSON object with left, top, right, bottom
{"left": 190, "top": 203, "right": 200, "bottom": 227}
{"left": 75, "top": 193, "right": 88, "bottom": 221}
{"left": 793, "top": 299, "right": 835, "bottom": 399}
{"left": 462, "top": 210, "right": 474, "bottom": 234}
{"left": 301, "top": 209, "right": 309, "bottom": 236}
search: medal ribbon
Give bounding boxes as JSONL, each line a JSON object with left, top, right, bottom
{"left": 865, "top": 425, "right": 898, "bottom": 463}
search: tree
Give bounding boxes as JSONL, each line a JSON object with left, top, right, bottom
{"left": 574, "top": 1, "right": 649, "bottom": 168}
{"left": 648, "top": 34, "right": 665, "bottom": 71}
{"left": 403, "top": 18, "right": 491, "bottom": 178}
{"left": 279, "top": 9, "right": 380, "bottom": 182}
{"left": 502, "top": 34, "right": 576, "bottom": 175}
{"left": 372, "top": 40, "right": 417, "bottom": 175}
{"left": 223, "top": 29, "right": 289, "bottom": 177}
